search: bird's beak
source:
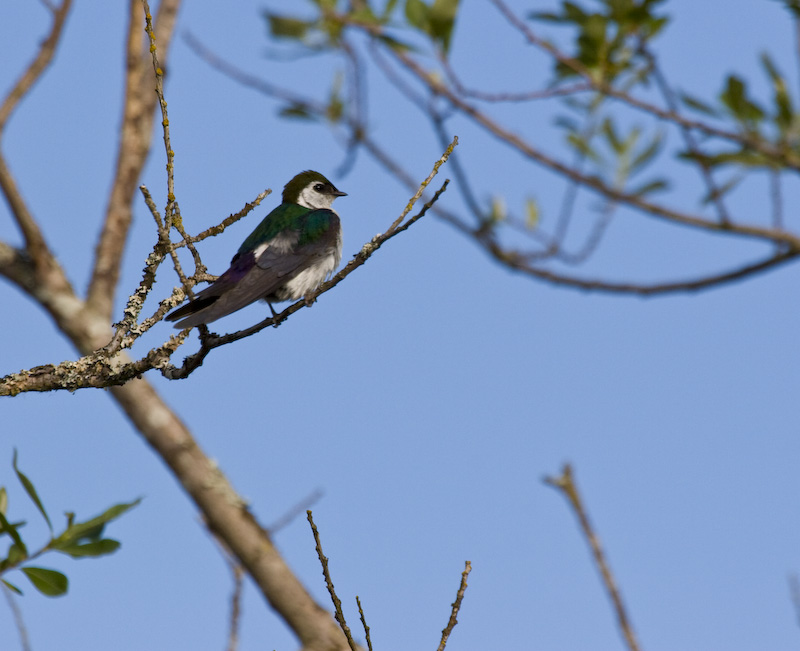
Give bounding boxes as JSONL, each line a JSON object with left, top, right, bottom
{"left": 332, "top": 189, "right": 347, "bottom": 197}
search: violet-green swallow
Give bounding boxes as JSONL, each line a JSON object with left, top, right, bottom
{"left": 166, "top": 170, "right": 346, "bottom": 329}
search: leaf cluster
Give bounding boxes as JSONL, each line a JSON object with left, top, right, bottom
{"left": 531, "top": 0, "right": 669, "bottom": 84}
{"left": 680, "top": 54, "right": 800, "bottom": 174}
{"left": 0, "top": 451, "right": 139, "bottom": 597}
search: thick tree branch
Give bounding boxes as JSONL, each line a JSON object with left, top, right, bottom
{"left": 0, "top": 168, "right": 452, "bottom": 391}
{"left": 110, "top": 378, "right": 351, "bottom": 651}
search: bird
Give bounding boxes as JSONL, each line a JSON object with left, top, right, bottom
{"left": 166, "top": 170, "right": 346, "bottom": 329}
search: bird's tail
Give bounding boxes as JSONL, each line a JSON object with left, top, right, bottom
{"left": 165, "top": 295, "right": 220, "bottom": 329}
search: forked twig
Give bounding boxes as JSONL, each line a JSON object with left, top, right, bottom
{"left": 306, "top": 510, "right": 359, "bottom": 651}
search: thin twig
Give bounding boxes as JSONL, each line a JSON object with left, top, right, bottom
{"left": 390, "top": 137, "right": 457, "bottom": 231}
{"left": 0, "top": 0, "right": 72, "bottom": 133}
{"left": 545, "top": 464, "right": 641, "bottom": 651}
{"left": 267, "top": 488, "right": 324, "bottom": 533}
{"left": 1, "top": 581, "right": 31, "bottom": 651}
{"left": 770, "top": 170, "right": 784, "bottom": 232}
{"left": 0, "top": 0, "right": 73, "bottom": 276}
{"left": 226, "top": 562, "right": 244, "bottom": 651}
{"left": 87, "top": 0, "right": 181, "bottom": 319}
{"left": 356, "top": 596, "right": 373, "bottom": 651}
{"left": 788, "top": 573, "right": 800, "bottom": 631}
{"left": 437, "top": 561, "right": 472, "bottom": 651}
{"left": 306, "top": 511, "right": 358, "bottom": 651}
{"left": 142, "top": 0, "right": 176, "bottom": 229}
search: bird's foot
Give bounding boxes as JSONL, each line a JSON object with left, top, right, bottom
{"left": 303, "top": 293, "right": 317, "bottom": 307}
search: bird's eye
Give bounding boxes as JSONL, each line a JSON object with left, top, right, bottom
{"left": 314, "top": 183, "right": 325, "bottom": 192}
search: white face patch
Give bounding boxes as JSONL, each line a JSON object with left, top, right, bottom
{"left": 297, "top": 181, "right": 337, "bottom": 211}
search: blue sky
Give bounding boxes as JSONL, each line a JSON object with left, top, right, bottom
{"left": 2, "top": 1, "right": 800, "bottom": 650}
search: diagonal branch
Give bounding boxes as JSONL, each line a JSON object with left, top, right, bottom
{"left": 0, "top": 0, "right": 72, "bottom": 133}
{"left": 545, "top": 464, "right": 641, "bottom": 651}
{"left": 0, "top": 0, "right": 73, "bottom": 289}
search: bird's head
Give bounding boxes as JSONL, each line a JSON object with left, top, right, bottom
{"left": 283, "top": 170, "right": 347, "bottom": 210}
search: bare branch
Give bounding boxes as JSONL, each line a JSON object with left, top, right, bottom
{"left": 1, "top": 581, "right": 31, "bottom": 651}
{"left": 226, "top": 562, "right": 244, "bottom": 651}
{"left": 481, "top": 242, "right": 798, "bottom": 295}
{"left": 545, "top": 464, "right": 641, "bottom": 651}
{"left": 142, "top": 0, "right": 176, "bottom": 227}
{"left": 436, "top": 561, "right": 472, "bottom": 651}
{"left": 306, "top": 510, "right": 359, "bottom": 651}
{"left": 356, "top": 596, "right": 373, "bottom": 651}
{"left": 788, "top": 573, "right": 800, "bottom": 631}
{"left": 0, "top": 0, "right": 72, "bottom": 133}
{"left": 268, "top": 489, "right": 324, "bottom": 534}
{"left": 0, "top": 0, "right": 73, "bottom": 287}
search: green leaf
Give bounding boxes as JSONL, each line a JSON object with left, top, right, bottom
{"left": 12, "top": 450, "right": 51, "bottom": 532}
{"left": 310, "top": 0, "right": 338, "bottom": 10}
{"left": 21, "top": 567, "right": 68, "bottom": 597}
{"left": 525, "top": 198, "right": 540, "bottom": 229}
{"left": 761, "top": 52, "right": 794, "bottom": 131}
{"left": 55, "top": 539, "right": 121, "bottom": 559}
{"left": 52, "top": 499, "right": 140, "bottom": 548}
{"left": 429, "top": 0, "right": 461, "bottom": 53}
{"left": 719, "top": 75, "right": 765, "bottom": 125}
{"left": 679, "top": 92, "right": 718, "bottom": 117}
{"left": 566, "top": 132, "right": 601, "bottom": 162}
{"left": 0, "top": 487, "right": 7, "bottom": 515}
{"left": 631, "top": 178, "right": 668, "bottom": 196}
{"left": 2, "top": 578, "right": 23, "bottom": 595}
{"left": 489, "top": 196, "right": 507, "bottom": 223}
{"left": 376, "top": 33, "right": 416, "bottom": 52}
{"left": 0, "top": 510, "right": 26, "bottom": 555}
{"left": 382, "top": 0, "right": 401, "bottom": 21}
{"left": 602, "top": 117, "right": 624, "bottom": 154}
{"left": 7, "top": 542, "right": 27, "bottom": 566}
{"left": 326, "top": 73, "right": 344, "bottom": 123}
{"left": 630, "top": 132, "right": 663, "bottom": 173}
{"left": 773, "top": 0, "right": 800, "bottom": 18}
{"left": 528, "top": 11, "right": 565, "bottom": 23}
{"left": 701, "top": 174, "right": 743, "bottom": 204}
{"left": 266, "top": 13, "right": 313, "bottom": 40}
{"left": 279, "top": 104, "right": 317, "bottom": 120}
{"left": 405, "top": 0, "right": 429, "bottom": 31}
